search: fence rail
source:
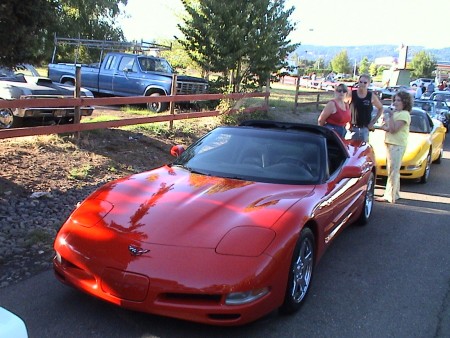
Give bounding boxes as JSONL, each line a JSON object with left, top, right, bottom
{"left": 0, "top": 92, "right": 269, "bottom": 140}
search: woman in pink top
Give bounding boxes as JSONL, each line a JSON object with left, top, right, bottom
{"left": 317, "top": 83, "right": 351, "bottom": 137}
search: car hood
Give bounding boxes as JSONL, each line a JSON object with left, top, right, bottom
{"left": 369, "top": 129, "right": 430, "bottom": 164}
{"left": 75, "top": 166, "right": 315, "bottom": 248}
{"left": 0, "top": 76, "right": 77, "bottom": 96}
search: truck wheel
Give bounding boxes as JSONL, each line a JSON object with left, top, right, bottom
{"left": 147, "top": 93, "right": 169, "bottom": 113}
{"left": 0, "top": 108, "right": 23, "bottom": 129}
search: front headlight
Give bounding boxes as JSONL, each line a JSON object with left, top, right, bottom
{"left": 225, "top": 288, "right": 270, "bottom": 305}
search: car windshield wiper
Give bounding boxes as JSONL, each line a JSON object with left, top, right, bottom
{"left": 172, "top": 164, "right": 210, "bottom": 176}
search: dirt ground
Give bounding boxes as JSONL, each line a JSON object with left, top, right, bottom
{"left": 0, "top": 107, "right": 319, "bottom": 199}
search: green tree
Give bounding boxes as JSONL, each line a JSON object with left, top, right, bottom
{"left": 0, "top": 0, "right": 58, "bottom": 67}
{"left": 0, "top": 0, "right": 127, "bottom": 66}
{"left": 330, "top": 50, "right": 351, "bottom": 74}
{"left": 358, "top": 57, "right": 370, "bottom": 76}
{"left": 410, "top": 50, "right": 436, "bottom": 78}
{"left": 159, "top": 39, "right": 202, "bottom": 75}
{"left": 178, "top": 0, "right": 298, "bottom": 92}
{"left": 369, "top": 62, "right": 378, "bottom": 77}
{"left": 47, "top": 0, "right": 128, "bottom": 63}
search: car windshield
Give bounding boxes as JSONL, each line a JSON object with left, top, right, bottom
{"left": 430, "top": 93, "right": 450, "bottom": 103}
{"left": 373, "top": 106, "right": 430, "bottom": 133}
{"left": 138, "top": 57, "right": 173, "bottom": 73}
{"left": 414, "top": 100, "right": 449, "bottom": 115}
{"left": 172, "top": 127, "right": 325, "bottom": 185}
{"left": 0, "top": 64, "right": 39, "bottom": 78}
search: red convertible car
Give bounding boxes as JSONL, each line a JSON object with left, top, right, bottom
{"left": 53, "top": 120, "right": 376, "bottom": 326}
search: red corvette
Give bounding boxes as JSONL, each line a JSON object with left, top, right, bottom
{"left": 53, "top": 120, "right": 376, "bottom": 326}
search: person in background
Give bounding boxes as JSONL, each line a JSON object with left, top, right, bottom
{"left": 376, "top": 91, "right": 412, "bottom": 204}
{"left": 317, "top": 83, "right": 351, "bottom": 137}
{"left": 347, "top": 74, "right": 384, "bottom": 141}
{"left": 425, "top": 81, "right": 435, "bottom": 95}
{"left": 438, "top": 81, "right": 445, "bottom": 91}
{"left": 415, "top": 83, "right": 424, "bottom": 99}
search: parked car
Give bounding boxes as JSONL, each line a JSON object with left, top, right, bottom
{"left": 413, "top": 99, "right": 449, "bottom": 132}
{"left": 377, "top": 85, "right": 415, "bottom": 100}
{"left": 0, "top": 307, "right": 28, "bottom": 338}
{"left": 53, "top": 120, "right": 376, "bottom": 326}
{"left": 0, "top": 64, "right": 94, "bottom": 129}
{"left": 428, "top": 90, "right": 450, "bottom": 104}
{"left": 410, "top": 78, "right": 434, "bottom": 88}
{"left": 369, "top": 107, "right": 446, "bottom": 183}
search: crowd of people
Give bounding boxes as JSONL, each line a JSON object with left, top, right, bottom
{"left": 415, "top": 79, "right": 450, "bottom": 99}
{"left": 317, "top": 73, "right": 413, "bottom": 204}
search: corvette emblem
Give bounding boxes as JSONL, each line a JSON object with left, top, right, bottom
{"left": 128, "top": 245, "right": 150, "bottom": 256}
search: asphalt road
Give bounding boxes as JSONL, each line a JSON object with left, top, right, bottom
{"left": 1, "top": 137, "right": 449, "bottom": 338}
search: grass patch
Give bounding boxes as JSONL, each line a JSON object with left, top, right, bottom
{"left": 68, "top": 165, "right": 93, "bottom": 180}
{"left": 25, "top": 228, "right": 54, "bottom": 247}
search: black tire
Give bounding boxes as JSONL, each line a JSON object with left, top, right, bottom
{"left": 147, "top": 92, "right": 169, "bottom": 113}
{"left": 420, "top": 151, "right": 432, "bottom": 184}
{"left": 57, "top": 117, "right": 75, "bottom": 125}
{"left": 357, "top": 172, "right": 375, "bottom": 225}
{"left": 434, "top": 147, "right": 443, "bottom": 164}
{"left": 280, "top": 228, "right": 314, "bottom": 314}
{"left": 0, "top": 108, "right": 23, "bottom": 128}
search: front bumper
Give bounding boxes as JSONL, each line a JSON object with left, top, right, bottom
{"left": 53, "top": 235, "right": 289, "bottom": 326}
{"left": 15, "top": 106, "right": 94, "bottom": 118}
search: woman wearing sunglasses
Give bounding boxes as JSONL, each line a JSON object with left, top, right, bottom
{"left": 317, "top": 83, "right": 351, "bottom": 137}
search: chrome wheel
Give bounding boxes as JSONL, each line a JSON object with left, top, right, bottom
{"left": 147, "top": 93, "right": 168, "bottom": 113}
{"left": 0, "top": 108, "right": 22, "bottom": 129}
{"left": 0, "top": 108, "right": 13, "bottom": 128}
{"left": 291, "top": 238, "right": 313, "bottom": 302}
{"left": 358, "top": 172, "right": 374, "bottom": 225}
{"left": 280, "top": 228, "right": 314, "bottom": 314}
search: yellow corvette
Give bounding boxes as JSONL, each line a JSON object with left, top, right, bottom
{"left": 369, "top": 107, "right": 446, "bottom": 183}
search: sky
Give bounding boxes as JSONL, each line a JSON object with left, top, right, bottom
{"left": 119, "top": 0, "right": 449, "bottom": 49}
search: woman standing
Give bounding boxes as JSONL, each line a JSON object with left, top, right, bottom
{"left": 377, "top": 91, "right": 412, "bottom": 203}
{"left": 317, "top": 83, "right": 351, "bottom": 138}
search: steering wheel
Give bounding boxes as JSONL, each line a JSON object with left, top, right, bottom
{"left": 277, "top": 157, "right": 313, "bottom": 176}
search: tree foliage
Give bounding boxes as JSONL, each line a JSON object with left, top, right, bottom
{"left": 0, "top": 0, "right": 127, "bottom": 66}
{"left": 330, "top": 50, "right": 351, "bottom": 74}
{"left": 358, "top": 57, "right": 370, "bottom": 76}
{"left": 178, "top": 0, "right": 298, "bottom": 91}
{"left": 0, "top": 0, "right": 58, "bottom": 67}
{"left": 410, "top": 50, "right": 436, "bottom": 78}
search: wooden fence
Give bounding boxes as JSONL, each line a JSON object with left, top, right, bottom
{"left": 0, "top": 92, "right": 269, "bottom": 140}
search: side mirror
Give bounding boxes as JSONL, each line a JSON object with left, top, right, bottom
{"left": 339, "top": 165, "right": 363, "bottom": 179}
{"left": 170, "top": 145, "right": 185, "bottom": 157}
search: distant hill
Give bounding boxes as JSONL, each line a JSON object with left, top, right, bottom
{"left": 296, "top": 45, "right": 450, "bottom": 64}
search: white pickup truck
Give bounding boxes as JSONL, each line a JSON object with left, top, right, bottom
{"left": 0, "top": 64, "right": 94, "bottom": 129}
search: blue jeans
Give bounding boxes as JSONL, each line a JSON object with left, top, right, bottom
{"left": 348, "top": 126, "right": 369, "bottom": 142}
{"left": 324, "top": 123, "right": 346, "bottom": 137}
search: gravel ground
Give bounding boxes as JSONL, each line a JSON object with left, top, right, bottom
{"left": 0, "top": 109, "right": 320, "bottom": 289}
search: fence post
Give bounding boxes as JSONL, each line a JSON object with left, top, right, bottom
{"left": 169, "top": 74, "right": 177, "bottom": 130}
{"left": 293, "top": 68, "right": 300, "bottom": 113}
{"left": 74, "top": 65, "right": 81, "bottom": 140}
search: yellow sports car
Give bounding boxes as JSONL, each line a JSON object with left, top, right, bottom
{"left": 369, "top": 107, "right": 446, "bottom": 183}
